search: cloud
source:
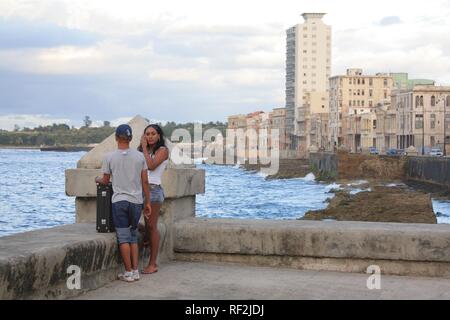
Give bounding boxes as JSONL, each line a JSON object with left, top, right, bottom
{"left": 377, "top": 16, "right": 402, "bottom": 26}
{"left": 0, "top": 114, "right": 71, "bottom": 131}
{"left": 0, "top": 17, "right": 100, "bottom": 49}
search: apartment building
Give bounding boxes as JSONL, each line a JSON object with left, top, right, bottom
{"left": 329, "top": 68, "right": 394, "bottom": 151}
{"left": 285, "top": 13, "right": 331, "bottom": 156}
{"left": 269, "top": 107, "right": 288, "bottom": 152}
{"left": 392, "top": 85, "right": 450, "bottom": 154}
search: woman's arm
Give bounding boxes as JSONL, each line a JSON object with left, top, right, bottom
{"left": 143, "top": 147, "right": 169, "bottom": 170}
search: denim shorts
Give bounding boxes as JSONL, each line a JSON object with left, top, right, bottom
{"left": 112, "top": 201, "right": 143, "bottom": 244}
{"left": 149, "top": 184, "right": 165, "bottom": 204}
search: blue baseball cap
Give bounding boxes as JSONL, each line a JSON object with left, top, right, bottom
{"left": 115, "top": 124, "right": 132, "bottom": 139}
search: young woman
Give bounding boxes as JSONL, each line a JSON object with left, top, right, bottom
{"left": 138, "top": 124, "right": 169, "bottom": 274}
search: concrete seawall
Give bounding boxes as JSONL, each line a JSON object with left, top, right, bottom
{"left": 309, "top": 151, "right": 407, "bottom": 181}
{"left": 174, "top": 218, "right": 450, "bottom": 278}
{"left": 0, "top": 224, "right": 121, "bottom": 299}
{"left": 407, "top": 156, "right": 450, "bottom": 189}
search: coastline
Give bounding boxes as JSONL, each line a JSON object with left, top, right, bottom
{"left": 0, "top": 145, "right": 41, "bottom": 149}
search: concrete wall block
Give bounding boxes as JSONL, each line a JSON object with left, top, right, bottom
{"left": 162, "top": 169, "right": 205, "bottom": 199}
{"left": 75, "top": 198, "right": 97, "bottom": 223}
{"left": 66, "top": 169, "right": 102, "bottom": 197}
{"left": 174, "top": 218, "right": 450, "bottom": 263}
{"left": 0, "top": 224, "right": 122, "bottom": 299}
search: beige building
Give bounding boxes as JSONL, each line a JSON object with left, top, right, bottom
{"left": 228, "top": 114, "right": 247, "bottom": 130}
{"left": 285, "top": 13, "right": 331, "bottom": 155}
{"left": 392, "top": 85, "right": 450, "bottom": 154}
{"left": 269, "top": 107, "right": 288, "bottom": 151}
{"left": 227, "top": 108, "right": 289, "bottom": 159}
{"left": 375, "top": 102, "right": 396, "bottom": 153}
{"left": 347, "top": 107, "right": 377, "bottom": 152}
{"left": 329, "top": 68, "right": 394, "bottom": 150}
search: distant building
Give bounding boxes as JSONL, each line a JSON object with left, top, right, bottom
{"left": 285, "top": 13, "right": 331, "bottom": 156}
{"left": 269, "top": 107, "right": 288, "bottom": 151}
{"left": 392, "top": 84, "right": 450, "bottom": 154}
{"left": 390, "top": 73, "right": 435, "bottom": 90}
{"left": 329, "top": 68, "right": 394, "bottom": 151}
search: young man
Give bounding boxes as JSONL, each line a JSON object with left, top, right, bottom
{"left": 96, "top": 124, "right": 151, "bottom": 282}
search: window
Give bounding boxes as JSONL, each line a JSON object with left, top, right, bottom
{"left": 362, "top": 89, "right": 365, "bottom": 96}
{"left": 369, "top": 78, "right": 373, "bottom": 86}
{"left": 369, "top": 89, "right": 373, "bottom": 97}
{"left": 349, "top": 100, "right": 352, "bottom": 106}
{"left": 303, "top": 50, "right": 307, "bottom": 54}
{"left": 431, "top": 136, "right": 435, "bottom": 146}
{"left": 415, "top": 96, "right": 420, "bottom": 107}
{"left": 384, "top": 90, "right": 387, "bottom": 99}
{"left": 357, "top": 89, "right": 360, "bottom": 96}
{"left": 415, "top": 114, "right": 424, "bottom": 129}
{"left": 431, "top": 114, "right": 436, "bottom": 129}
{"left": 362, "top": 79, "right": 365, "bottom": 85}
{"left": 420, "top": 96, "right": 424, "bottom": 106}
{"left": 383, "top": 79, "right": 388, "bottom": 87}
{"left": 362, "top": 100, "right": 365, "bottom": 106}
{"left": 431, "top": 95, "right": 436, "bottom": 106}
{"left": 349, "top": 78, "right": 352, "bottom": 85}
{"left": 369, "top": 100, "right": 373, "bottom": 107}
{"left": 303, "top": 34, "right": 308, "bottom": 38}
{"left": 373, "top": 120, "right": 377, "bottom": 129}
{"left": 447, "top": 96, "right": 450, "bottom": 107}
{"left": 357, "top": 79, "right": 360, "bottom": 85}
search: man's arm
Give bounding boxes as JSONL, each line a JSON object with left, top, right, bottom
{"left": 96, "top": 154, "right": 111, "bottom": 185}
{"left": 142, "top": 169, "right": 152, "bottom": 218}
{"left": 95, "top": 174, "right": 110, "bottom": 185}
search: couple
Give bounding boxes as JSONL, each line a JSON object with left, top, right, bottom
{"left": 95, "top": 123, "right": 169, "bottom": 283}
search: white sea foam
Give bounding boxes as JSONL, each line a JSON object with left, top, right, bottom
{"left": 301, "top": 172, "right": 316, "bottom": 181}
{"left": 347, "top": 180, "right": 368, "bottom": 186}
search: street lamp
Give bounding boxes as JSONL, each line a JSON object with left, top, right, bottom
{"left": 422, "top": 98, "right": 425, "bottom": 156}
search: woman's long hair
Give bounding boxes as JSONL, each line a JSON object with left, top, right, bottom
{"left": 138, "top": 124, "right": 166, "bottom": 155}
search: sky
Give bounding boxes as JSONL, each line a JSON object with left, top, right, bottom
{"left": 1, "top": 0, "right": 450, "bottom": 130}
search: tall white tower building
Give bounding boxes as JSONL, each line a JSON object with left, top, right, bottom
{"left": 285, "top": 13, "right": 331, "bottom": 154}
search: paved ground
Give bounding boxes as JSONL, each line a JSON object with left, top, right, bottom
{"left": 74, "top": 261, "right": 450, "bottom": 300}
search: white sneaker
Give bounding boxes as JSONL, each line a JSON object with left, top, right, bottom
{"left": 132, "top": 270, "right": 140, "bottom": 281}
{"left": 118, "top": 271, "right": 134, "bottom": 282}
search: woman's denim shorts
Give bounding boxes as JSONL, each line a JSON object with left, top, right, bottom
{"left": 149, "top": 184, "right": 165, "bottom": 204}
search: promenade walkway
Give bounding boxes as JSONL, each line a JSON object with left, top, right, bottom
{"left": 74, "top": 261, "right": 450, "bottom": 300}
